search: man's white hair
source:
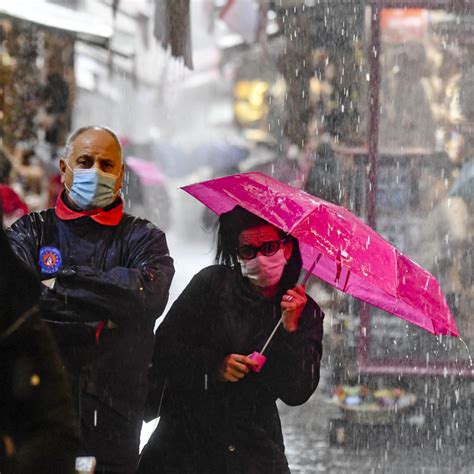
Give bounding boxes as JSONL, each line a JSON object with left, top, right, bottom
{"left": 63, "top": 126, "right": 123, "bottom": 162}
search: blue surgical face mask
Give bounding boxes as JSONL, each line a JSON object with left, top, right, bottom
{"left": 65, "top": 162, "right": 118, "bottom": 210}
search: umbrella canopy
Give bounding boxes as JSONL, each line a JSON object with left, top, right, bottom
{"left": 125, "top": 157, "right": 166, "bottom": 186}
{"left": 182, "top": 171, "right": 459, "bottom": 337}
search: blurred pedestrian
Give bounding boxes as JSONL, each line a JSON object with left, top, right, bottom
{"left": 304, "top": 140, "right": 340, "bottom": 205}
{"left": 415, "top": 69, "right": 474, "bottom": 343}
{"left": 379, "top": 42, "right": 436, "bottom": 151}
{"left": 0, "top": 147, "right": 28, "bottom": 227}
{"left": 7, "top": 126, "right": 175, "bottom": 474}
{"left": 139, "top": 206, "right": 324, "bottom": 474}
{"left": 0, "top": 207, "right": 79, "bottom": 474}
{"left": 10, "top": 144, "right": 47, "bottom": 211}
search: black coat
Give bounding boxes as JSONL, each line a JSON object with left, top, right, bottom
{"left": 139, "top": 265, "right": 324, "bottom": 474}
{"left": 0, "top": 226, "right": 79, "bottom": 474}
{"left": 7, "top": 205, "right": 174, "bottom": 472}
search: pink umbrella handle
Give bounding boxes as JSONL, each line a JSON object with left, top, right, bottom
{"left": 248, "top": 351, "right": 267, "bottom": 372}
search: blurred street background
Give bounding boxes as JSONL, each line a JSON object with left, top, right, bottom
{"left": 0, "top": 0, "right": 473, "bottom": 472}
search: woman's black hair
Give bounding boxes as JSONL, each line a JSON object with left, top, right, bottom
{"left": 216, "top": 206, "right": 302, "bottom": 293}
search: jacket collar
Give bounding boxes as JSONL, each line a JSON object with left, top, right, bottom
{"left": 55, "top": 191, "right": 123, "bottom": 226}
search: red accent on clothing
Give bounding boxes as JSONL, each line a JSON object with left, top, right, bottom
{"left": 55, "top": 191, "right": 123, "bottom": 226}
{"left": 95, "top": 320, "right": 106, "bottom": 345}
{"left": 0, "top": 184, "right": 29, "bottom": 215}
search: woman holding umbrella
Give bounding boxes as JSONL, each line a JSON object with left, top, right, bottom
{"left": 139, "top": 206, "right": 324, "bottom": 474}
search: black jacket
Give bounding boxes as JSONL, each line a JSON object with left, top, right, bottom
{"left": 7, "top": 203, "right": 174, "bottom": 472}
{"left": 0, "top": 226, "right": 79, "bottom": 474}
{"left": 139, "top": 265, "right": 324, "bottom": 474}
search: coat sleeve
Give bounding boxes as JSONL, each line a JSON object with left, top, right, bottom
{"left": 148, "top": 267, "right": 224, "bottom": 395}
{"left": 6, "top": 213, "right": 42, "bottom": 270}
{"left": 258, "top": 300, "right": 324, "bottom": 406}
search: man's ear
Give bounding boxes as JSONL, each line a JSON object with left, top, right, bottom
{"left": 59, "top": 159, "right": 67, "bottom": 184}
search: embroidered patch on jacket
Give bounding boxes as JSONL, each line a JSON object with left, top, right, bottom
{"left": 39, "top": 246, "right": 62, "bottom": 274}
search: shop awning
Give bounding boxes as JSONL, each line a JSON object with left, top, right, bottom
{"left": 0, "top": 0, "right": 113, "bottom": 47}
{"left": 276, "top": 0, "right": 473, "bottom": 12}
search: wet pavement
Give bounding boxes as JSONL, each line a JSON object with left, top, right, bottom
{"left": 279, "top": 368, "right": 474, "bottom": 473}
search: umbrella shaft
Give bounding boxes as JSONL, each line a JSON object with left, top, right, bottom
{"left": 260, "top": 315, "right": 283, "bottom": 354}
{"left": 299, "top": 256, "right": 319, "bottom": 286}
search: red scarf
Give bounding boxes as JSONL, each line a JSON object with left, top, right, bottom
{"left": 55, "top": 191, "right": 123, "bottom": 226}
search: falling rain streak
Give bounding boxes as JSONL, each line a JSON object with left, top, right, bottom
{"left": 0, "top": 0, "right": 473, "bottom": 473}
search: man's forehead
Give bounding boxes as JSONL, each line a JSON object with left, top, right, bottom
{"left": 72, "top": 130, "right": 122, "bottom": 158}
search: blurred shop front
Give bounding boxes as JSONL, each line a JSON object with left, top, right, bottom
{"left": 315, "top": 1, "right": 474, "bottom": 439}
{"left": 0, "top": 0, "right": 172, "bottom": 229}
{"left": 216, "top": 0, "right": 474, "bottom": 438}
{"left": 0, "top": 0, "right": 111, "bottom": 211}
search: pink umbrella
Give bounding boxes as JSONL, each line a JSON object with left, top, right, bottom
{"left": 125, "top": 157, "right": 166, "bottom": 186}
{"left": 182, "top": 171, "right": 459, "bottom": 337}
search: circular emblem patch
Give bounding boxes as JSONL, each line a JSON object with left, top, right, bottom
{"left": 39, "top": 246, "right": 62, "bottom": 274}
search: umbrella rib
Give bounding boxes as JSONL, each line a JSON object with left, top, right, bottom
{"left": 287, "top": 206, "right": 320, "bottom": 235}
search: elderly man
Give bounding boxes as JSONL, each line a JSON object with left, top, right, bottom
{"left": 7, "top": 126, "right": 175, "bottom": 474}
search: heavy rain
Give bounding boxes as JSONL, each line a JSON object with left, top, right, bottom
{"left": 0, "top": 1, "right": 473, "bottom": 473}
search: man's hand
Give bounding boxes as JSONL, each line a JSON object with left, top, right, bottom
{"left": 280, "top": 284, "right": 307, "bottom": 332}
{"left": 1, "top": 435, "right": 16, "bottom": 457}
{"left": 41, "top": 278, "right": 56, "bottom": 289}
{"left": 217, "top": 354, "right": 258, "bottom": 382}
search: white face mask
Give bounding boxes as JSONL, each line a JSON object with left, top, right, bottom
{"left": 238, "top": 248, "right": 288, "bottom": 288}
